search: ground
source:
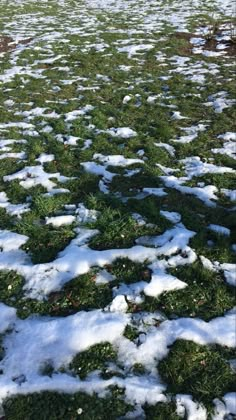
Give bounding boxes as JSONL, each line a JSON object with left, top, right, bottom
{"left": 0, "top": 0, "right": 235, "bottom": 419}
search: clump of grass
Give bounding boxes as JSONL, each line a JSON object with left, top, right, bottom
{"left": 3, "top": 388, "right": 131, "bottom": 420}
{"left": 108, "top": 258, "right": 151, "bottom": 284}
{"left": 89, "top": 207, "right": 160, "bottom": 250}
{"left": 123, "top": 324, "right": 140, "bottom": 341}
{"left": 159, "top": 340, "right": 236, "bottom": 405}
{"left": 19, "top": 224, "right": 75, "bottom": 264}
{"left": 144, "top": 401, "right": 181, "bottom": 420}
{"left": 0, "top": 270, "right": 112, "bottom": 319}
{"left": 161, "top": 262, "right": 235, "bottom": 320}
{"left": 141, "top": 262, "right": 235, "bottom": 319}
{"left": 69, "top": 342, "right": 117, "bottom": 379}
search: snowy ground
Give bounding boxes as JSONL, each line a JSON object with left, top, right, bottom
{"left": 0, "top": 0, "right": 235, "bottom": 418}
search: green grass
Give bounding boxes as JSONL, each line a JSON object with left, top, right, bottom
{"left": 0, "top": 0, "right": 235, "bottom": 417}
{"left": 0, "top": 270, "right": 112, "bottom": 319}
{"left": 144, "top": 401, "right": 181, "bottom": 420}
{"left": 2, "top": 389, "right": 131, "bottom": 420}
{"left": 69, "top": 342, "right": 118, "bottom": 379}
{"left": 159, "top": 340, "right": 236, "bottom": 405}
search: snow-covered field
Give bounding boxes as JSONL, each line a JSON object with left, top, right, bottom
{"left": 0, "top": 0, "right": 235, "bottom": 418}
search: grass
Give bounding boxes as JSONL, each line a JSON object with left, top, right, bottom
{"left": 144, "top": 401, "right": 181, "bottom": 420}
{"left": 159, "top": 340, "right": 236, "bottom": 406}
{"left": 2, "top": 389, "right": 131, "bottom": 420}
{"left": 0, "top": 0, "right": 235, "bottom": 417}
{"left": 69, "top": 342, "right": 118, "bottom": 379}
{"left": 0, "top": 270, "right": 112, "bottom": 319}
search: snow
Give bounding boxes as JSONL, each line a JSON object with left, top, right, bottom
{"left": 0, "top": 230, "right": 28, "bottom": 252}
{"left": 208, "top": 224, "right": 230, "bottom": 237}
{"left": 221, "top": 264, "right": 236, "bottom": 287}
{"left": 136, "top": 224, "right": 196, "bottom": 256}
{"left": 154, "top": 142, "right": 175, "bottom": 156}
{"left": 117, "top": 44, "right": 154, "bottom": 58}
{"left": 0, "top": 303, "right": 16, "bottom": 334}
{"left": 36, "top": 153, "right": 55, "bottom": 164}
{"left": 106, "top": 127, "right": 137, "bottom": 138}
{"left": 4, "top": 165, "right": 72, "bottom": 192}
{"left": 65, "top": 105, "right": 94, "bottom": 121}
{"left": 109, "top": 295, "right": 128, "bottom": 313}
{"left": 144, "top": 271, "right": 187, "bottom": 297}
{"left": 176, "top": 395, "right": 207, "bottom": 420}
{"left": 0, "top": 192, "right": 30, "bottom": 217}
{"left": 95, "top": 269, "right": 116, "bottom": 285}
{"left": 223, "top": 393, "right": 236, "bottom": 415}
{"left": 172, "top": 124, "right": 207, "bottom": 144}
{"left": 212, "top": 132, "right": 236, "bottom": 160}
{"left": 0, "top": 0, "right": 235, "bottom": 413}
{"left": 161, "top": 175, "right": 219, "bottom": 206}
{"left": 160, "top": 211, "right": 181, "bottom": 224}
{"left": 221, "top": 188, "right": 236, "bottom": 201}
{"left": 0, "top": 310, "right": 127, "bottom": 401}
{"left": 142, "top": 187, "right": 167, "bottom": 197}
{"left": 46, "top": 215, "right": 76, "bottom": 227}
{"left": 81, "top": 161, "right": 115, "bottom": 181}
{"left": 93, "top": 153, "right": 143, "bottom": 167}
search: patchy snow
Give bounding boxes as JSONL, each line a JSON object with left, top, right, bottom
{"left": 0, "top": 303, "right": 16, "bottom": 334}
{"left": 95, "top": 269, "right": 116, "bottom": 285}
{"left": 93, "top": 153, "right": 143, "bottom": 167}
{"left": 65, "top": 105, "right": 94, "bottom": 121}
{"left": 0, "top": 0, "right": 235, "bottom": 413}
{"left": 160, "top": 211, "right": 181, "bottom": 224}
{"left": 221, "top": 264, "right": 236, "bottom": 287}
{"left": 0, "top": 230, "right": 28, "bottom": 252}
{"left": 176, "top": 395, "right": 207, "bottom": 420}
{"left": 0, "top": 191, "right": 30, "bottom": 217}
{"left": 117, "top": 44, "right": 154, "bottom": 58}
{"left": 208, "top": 224, "right": 230, "bottom": 237}
{"left": 3, "top": 165, "right": 72, "bottom": 192}
{"left": 160, "top": 175, "right": 218, "bottom": 206}
{"left": 46, "top": 215, "right": 76, "bottom": 227}
{"left": 109, "top": 295, "right": 128, "bottom": 313}
{"left": 144, "top": 271, "right": 187, "bottom": 298}
{"left": 106, "top": 127, "right": 137, "bottom": 138}
{"left": 154, "top": 142, "right": 175, "bottom": 156}
{"left": 221, "top": 188, "right": 236, "bottom": 201}
{"left": 142, "top": 187, "right": 167, "bottom": 197}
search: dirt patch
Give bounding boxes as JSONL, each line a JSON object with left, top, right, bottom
{"left": 171, "top": 31, "right": 236, "bottom": 57}
{"left": 205, "top": 37, "right": 236, "bottom": 57}
{"left": 0, "top": 35, "right": 32, "bottom": 53}
{"left": 0, "top": 36, "right": 15, "bottom": 53}
{"left": 170, "top": 32, "right": 194, "bottom": 56}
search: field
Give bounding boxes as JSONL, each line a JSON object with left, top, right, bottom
{"left": 0, "top": 0, "right": 235, "bottom": 418}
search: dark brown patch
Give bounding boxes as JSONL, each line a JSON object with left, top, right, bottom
{"left": 171, "top": 30, "right": 236, "bottom": 57}
{"left": 0, "top": 35, "right": 32, "bottom": 53}
{"left": 204, "top": 37, "right": 236, "bottom": 57}
{"left": 0, "top": 36, "right": 15, "bottom": 53}
{"left": 174, "top": 32, "right": 196, "bottom": 41}
{"left": 170, "top": 32, "right": 196, "bottom": 56}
